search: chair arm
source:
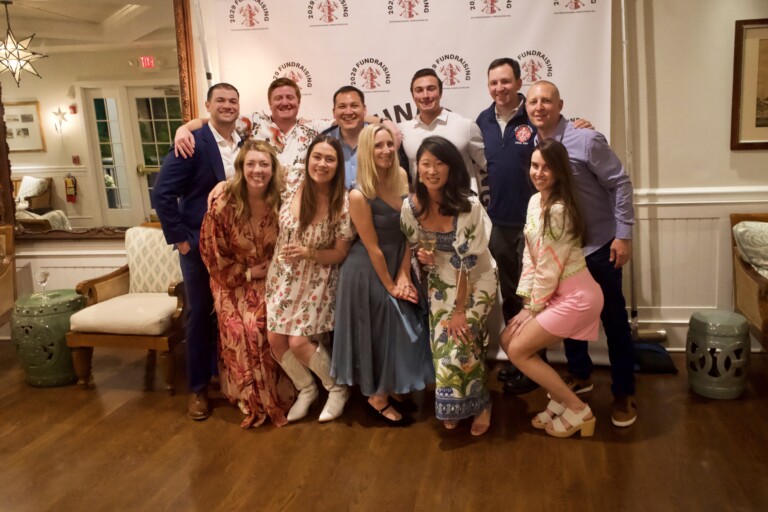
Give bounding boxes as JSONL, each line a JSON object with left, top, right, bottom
{"left": 168, "top": 280, "right": 186, "bottom": 329}
{"left": 0, "top": 257, "right": 13, "bottom": 289}
{"left": 733, "top": 248, "right": 768, "bottom": 295}
{"left": 25, "top": 187, "right": 52, "bottom": 211}
{"left": 75, "top": 265, "right": 130, "bottom": 306}
{"left": 16, "top": 217, "right": 52, "bottom": 233}
{"left": 732, "top": 247, "right": 768, "bottom": 338}
{"left": 0, "top": 255, "right": 15, "bottom": 322}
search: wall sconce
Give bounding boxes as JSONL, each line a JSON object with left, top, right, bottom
{"left": 53, "top": 107, "right": 67, "bottom": 134}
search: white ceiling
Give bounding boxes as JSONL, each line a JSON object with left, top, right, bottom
{"left": 1, "top": 0, "right": 176, "bottom": 53}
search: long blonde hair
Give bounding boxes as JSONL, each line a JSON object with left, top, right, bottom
{"left": 226, "top": 140, "right": 283, "bottom": 220}
{"left": 355, "top": 124, "right": 400, "bottom": 199}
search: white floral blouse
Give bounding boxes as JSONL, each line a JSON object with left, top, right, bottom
{"left": 516, "top": 193, "right": 588, "bottom": 312}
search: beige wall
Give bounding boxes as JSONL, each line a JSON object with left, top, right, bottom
{"left": 613, "top": 0, "right": 768, "bottom": 191}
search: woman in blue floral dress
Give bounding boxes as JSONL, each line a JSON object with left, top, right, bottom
{"left": 400, "top": 136, "right": 498, "bottom": 436}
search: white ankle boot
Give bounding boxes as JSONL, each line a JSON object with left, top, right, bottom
{"left": 277, "top": 350, "right": 318, "bottom": 422}
{"left": 308, "top": 344, "right": 350, "bottom": 422}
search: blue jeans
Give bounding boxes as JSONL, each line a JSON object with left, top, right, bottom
{"left": 564, "top": 240, "right": 635, "bottom": 397}
{"left": 179, "top": 246, "right": 218, "bottom": 393}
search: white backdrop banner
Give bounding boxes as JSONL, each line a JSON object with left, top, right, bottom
{"left": 209, "top": 0, "right": 612, "bottom": 131}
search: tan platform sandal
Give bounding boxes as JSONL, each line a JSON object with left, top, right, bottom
{"left": 545, "top": 405, "right": 596, "bottom": 438}
{"left": 531, "top": 399, "right": 566, "bottom": 430}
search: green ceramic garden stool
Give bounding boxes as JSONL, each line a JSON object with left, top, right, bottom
{"left": 686, "top": 310, "right": 750, "bottom": 399}
{"left": 11, "top": 289, "right": 87, "bottom": 387}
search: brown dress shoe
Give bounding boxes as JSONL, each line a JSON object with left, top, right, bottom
{"left": 188, "top": 390, "right": 210, "bottom": 421}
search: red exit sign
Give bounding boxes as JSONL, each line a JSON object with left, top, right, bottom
{"left": 139, "top": 56, "right": 155, "bottom": 69}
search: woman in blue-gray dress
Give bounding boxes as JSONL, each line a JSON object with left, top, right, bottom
{"left": 332, "top": 124, "right": 434, "bottom": 424}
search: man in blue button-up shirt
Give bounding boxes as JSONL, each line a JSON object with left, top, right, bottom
{"left": 527, "top": 80, "right": 638, "bottom": 428}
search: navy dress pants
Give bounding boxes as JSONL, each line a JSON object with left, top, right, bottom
{"left": 563, "top": 240, "right": 636, "bottom": 397}
{"left": 179, "top": 247, "right": 217, "bottom": 393}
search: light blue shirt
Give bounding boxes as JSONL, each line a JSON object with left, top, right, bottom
{"left": 325, "top": 124, "right": 366, "bottom": 189}
{"left": 536, "top": 116, "right": 634, "bottom": 257}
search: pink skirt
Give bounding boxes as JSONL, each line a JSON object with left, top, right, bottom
{"left": 535, "top": 269, "right": 603, "bottom": 341}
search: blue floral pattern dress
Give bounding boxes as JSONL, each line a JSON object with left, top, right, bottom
{"left": 400, "top": 196, "right": 498, "bottom": 421}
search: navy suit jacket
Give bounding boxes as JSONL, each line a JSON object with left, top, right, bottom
{"left": 152, "top": 124, "right": 227, "bottom": 252}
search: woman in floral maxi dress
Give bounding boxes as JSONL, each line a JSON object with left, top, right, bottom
{"left": 400, "top": 136, "right": 498, "bottom": 436}
{"left": 200, "top": 140, "right": 296, "bottom": 429}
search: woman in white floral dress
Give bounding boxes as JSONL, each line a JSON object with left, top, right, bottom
{"left": 266, "top": 135, "right": 356, "bottom": 424}
{"left": 400, "top": 136, "right": 498, "bottom": 436}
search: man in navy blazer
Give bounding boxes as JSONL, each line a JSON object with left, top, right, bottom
{"left": 152, "top": 83, "right": 241, "bottom": 420}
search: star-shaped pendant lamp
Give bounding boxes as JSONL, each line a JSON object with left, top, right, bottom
{"left": 0, "top": 1, "right": 47, "bottom": 86}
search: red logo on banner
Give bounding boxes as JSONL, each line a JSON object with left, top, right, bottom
{"left": 440, "top": 63, "right": 462, "bottom": 86}
{"left": 516, "top": 50, "right": 554, "bottom": 85}
{"left": 359, "top": 66, "right": 381, "bottom": 90}
{"left": 399, "top": 0, "right": 420, "bottom": 19}
{"left": 273, "top": 62, "right": 314, "bottom": 91}
{"left": 239, "top": 4, "right": 259, "bottom": 26}
{"left": 432, "top": 54, "right": 471, "bottom": 89}
{"left": 554, "top": 0, "right": 597, "bottom": 13}
{"left": 482, "top": 0, "right": 500, "bottom": 14}
{"left": 228, "top": 0, "right": 270, "bottom": 28}
{"left": 350, "top": 58, "right": 391, "bottom": 92}
{"left": 469, "top": 0, "right": 512, "bottom": 15}
{"left": 514, "top": 125, "right": 532, "bottom": 143}
{"left": 387, "top": 0, "right": 430, "bottom": 21}
{"left": 308, "top": 0, "right": 349, "bottom": 23}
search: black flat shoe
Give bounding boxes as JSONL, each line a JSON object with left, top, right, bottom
{"left": 503, "top": 373, "right": 539, "bottom": 395}
{"left": 390, "top": 395, "right": 418, "bottom": 414}
{"left": 367, "top": 402, "right": 413, "bottom": 427}
{"left": 497, "top": 363, "right": 521, "bottom": 383}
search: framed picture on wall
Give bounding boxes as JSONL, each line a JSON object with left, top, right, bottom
{"left": 3, "top": 101, "right": 46, "bottom": 152}
{"left": 731, "top": 18, "right": 768, "bottom": 150}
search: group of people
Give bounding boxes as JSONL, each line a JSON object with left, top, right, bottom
{"left": 152, "top": 56, "right": 637, "bottom": 439}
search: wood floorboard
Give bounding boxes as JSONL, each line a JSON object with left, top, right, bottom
{"left": 1, "top": 341, "right": 767, "bottom": 512}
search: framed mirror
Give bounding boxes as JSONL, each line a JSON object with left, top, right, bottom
{"left": 0, "top": 0, "right": 197, "bottom": 239}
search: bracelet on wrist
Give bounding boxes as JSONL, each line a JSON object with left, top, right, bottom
{"left": 245, "top": 268, "right": 252, "bottom": 283}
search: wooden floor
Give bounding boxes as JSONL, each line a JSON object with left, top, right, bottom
{"left": 1, "top": 342, "right": 767, "bottom": 512}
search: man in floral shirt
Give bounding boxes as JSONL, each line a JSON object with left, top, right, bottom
{"left": 174, "top": 78, "right": 331, "bottom": 171}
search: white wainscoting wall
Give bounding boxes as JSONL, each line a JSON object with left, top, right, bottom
{"left": 632, "top": 185, "right": 768, "bottom": 351}
{"left": 0, "top": 238, "right": 126, "bottom": 340}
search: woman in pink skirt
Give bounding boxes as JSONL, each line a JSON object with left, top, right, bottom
{"left": 500, "top": 138, "right": 603, "bottom": 439}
